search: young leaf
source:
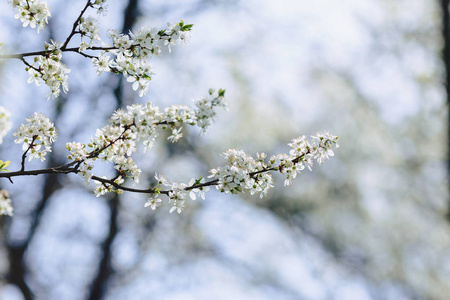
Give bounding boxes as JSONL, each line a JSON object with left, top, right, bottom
{"left": 0, "top": 160, "right": 11, "bottom": 172}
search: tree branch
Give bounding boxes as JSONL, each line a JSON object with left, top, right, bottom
{"left": 20, "top": 136, "right": 38, "bottom": 171}
{"left": 0, "top": 141, "right": 308, "bottom": 200}
{"left": 0, "top": 162, "right": 79, "bottom": 179}
{"left": 0, "top": 46, "right": 116, "bottom": 60}
{"left": 61, "top": 0, "right": 93, "bottom": 49}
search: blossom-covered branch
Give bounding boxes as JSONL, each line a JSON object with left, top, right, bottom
{"left": 0, "top": 90, "right": 338, "bottom": 216}
{"left": 90, "top": 130, "right": 339, "bottom": 215}
{"left": 0, "top": 0, "right": 341, "bottom": 218}
{"left": 0, "top": 107, "right": 338, "bottom": 216}
{"left": 2, "top": 0, "right": 193, "bottom": 98}
{"left": 61, "top": 0, "right": 100, "bottom": 49}
{"left": 0, "top": 90, "right": 231, "bottom": 213}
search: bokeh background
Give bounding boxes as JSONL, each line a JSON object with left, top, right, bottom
{"left": 0, "top": 0, "right": 448, "bottom": 299}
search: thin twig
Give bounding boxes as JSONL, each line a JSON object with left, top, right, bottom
{"left": 91, "top": 175, "right": 163, "bottom": 194}
{"left": 20, "top": 136, "right": 38, "bottom": 171}
{"left": 76, "top": 51, "right": 96, "bottom": 59}
{"left": 86, "top": 124, "right": 132, "bottom": 158}
{"left": 20, "top": 58, "right": 39, "bottom": 72}
{"left": 62, "top": 0, "right": 93, "bottom": 49}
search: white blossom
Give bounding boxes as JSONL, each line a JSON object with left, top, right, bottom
{"left": 310, "top": 131, "right": 339, "bottom": 164}
{"left": 90, "top": 20, "right": 193, "bottom": 97}
{"left": 144, "top": 196, "right": 162, "bottom": 210}
{"left": 208, "top": 149, "right": 273, "bottom": 197}
{"left": 13, "top": 113, "right": 57, "bottom": 162}
{"left": 0, "top": 107, "right": 13, "bottom": 144}
{"left": 92, "top": 0, "right": 108, "bottom": 15}
{"left": 93, "top": 176, "right": 124, "bottom": 197}
{"left": 79, "top": 16, "right": 100, "bottom": 49}
{"left": 66, "top": 142, "right": 89, "bottom": 161}
{"left": 0, "top": 190, "right": 13, "bottom": 216}
{"left": 167, "top": 127, "right": 183, "bottom": 143}
{"left": 26, "top": 41, "right": 71, "bottom": 99}
{"left": 207, "top": 131, "right": 339, "bottom": 197}
{"left": 194, "top": 89, "right": 227, "bottom": 132}
{"left": 11, "top": 0, "right": 51, "bottom": 33}
{"left": 162, "top": 22, "right": 191, "bottom": 52}
{"left": 164, "top": 105, "right": 196, "bottom": 125}
{"left": 78, "top": 160, "right": 94, "bottom": 185}
{"left": 155, "top": 173, "right": 169, "bottom": 186}
{"left": 93, "top": 179, "right": 109, "bottom": 197}
{"left": 65, "top": 93, "right": 223, "bottom": 194}
{"left": 167, "top": 181, "right": 187, "bottom": 213}
{"left": 188, "top": 177, "right": 209, "bottom": 200}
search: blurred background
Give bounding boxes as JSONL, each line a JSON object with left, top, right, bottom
{"left": 0, "top": 0, "right": 448, "bottom": 299}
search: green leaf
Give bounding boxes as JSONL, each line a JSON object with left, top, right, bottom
{"left": 0, "top": 160, "right": 11, "bottom": 172}
{"left": 182, "top": 24, "right": 194, "bottom": 31}
{"left": 218, "top": 89, "right": 226, "bottom": 97}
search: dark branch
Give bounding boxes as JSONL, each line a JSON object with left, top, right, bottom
{"left": 0, "top": 162, "right": 78, "bottom": 179}
{"left": 0, "top": 146, "right": 307, "bottom": 200}
{"left": 0, "top": 46, "right": 116, "bottom": 59}
{"left": 62, "top": 0, "right": 93, "bottom": 49}
{"left": 20, "top": 136, "right": 38, "bottom": 171}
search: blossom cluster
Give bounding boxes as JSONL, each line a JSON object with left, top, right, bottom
{"left": 9, "top": 0, "right": 192, "bottom": 99}
{"left": 0, "top": 190, "right": 13, "bottom": 216}
{"left": 92, "top": 20, "right": 193, "bottom": 96}
{"left": 65, "top": 90, "right": 226, "bottom": 196}
{"left": 145, "top": 174, "right": 210, "bottom": 214}
{"left": 209, "top": 150, "right": 273, "bottom": 196}
{"left": 194, "top": 89, "right": 227, "bottom": 132}
{"left": 207, "top": 131, "right": 339, "bottom": 194}
{"left": 11, "top": 0, "right": 51, "bottom": 33}
{"left": 91, "top": 0, "right": 108, "bottom": 15}
{"left": 13, "top": 112, "right": 57, "bottom": 162}
{"left": 26, "top": 41, "right": 71, "bottom": 99}
{"left": 79, "top": 16, "right": 101, "bottom": 51}
{"left": 0, "top": 106, "right": 12, "bottom": 144}
{"left": 146, "top": 131, "right": 339, "bottom": 213}
{"left": 3, "top": 94, "right": 337, "bottom": 216}
{"left": 276, "top": 131, "right": 339, "bottom": 186}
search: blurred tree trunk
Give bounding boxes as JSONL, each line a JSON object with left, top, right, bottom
{"left": 5, "top": 20, "right": 68, "bottom": 299}
{"left": 87, "top": 0, "right": 139, "bottom": 299}
{"left": 441, "top": 0, "right": 450, "bottom": 220}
